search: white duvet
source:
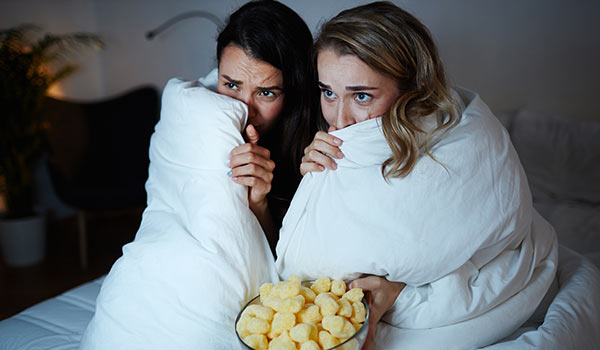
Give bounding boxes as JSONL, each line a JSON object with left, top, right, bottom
{"left": 80, "top": 72, "right": 279, "bottom": 350}
{"left": 276, "top": 88, "right": 559, "bottom": 349}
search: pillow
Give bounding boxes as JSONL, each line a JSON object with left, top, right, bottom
{"left": 509, "top": 109, "right": 600, "bottom": 203}
{"left": 80, "top": 73, "right": 279, "bottom": 350}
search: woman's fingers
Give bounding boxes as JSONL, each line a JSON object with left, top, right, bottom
{"left": 230, "top": 142, "right": 271, "bottom": 160}
{"left": 311, "top": 138, "right": 344, "bottom": 159}
{"left": 230, "top": 163, "right": 274, "bottom": 183}
{"left": 232, "top": 175, "right": 271, "bottom": 201}
{"left": 245, "top": 124, "right": 260, "bottom": 144}
{"left": 349, "top": 275, "right": 383, "bottom": 291}
{"left": 303, "top": 147, "right": 338, "bottom": 170}
{"left": 299, "top": 161, "right": 325, "bottom": 176}
{"left": 349, "top": 276, "right": 406, "bottom": 350}
{"left": 228, "top": 142, "right": 275, "bottom": 205}
{"left": 300, "top": 131, "right": 344, "bottom": 175}
{"left": 230, "top": 149, "right": 275, "bottom": 172}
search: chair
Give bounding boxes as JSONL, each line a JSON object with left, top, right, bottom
{"left": 41, "top": 86, "right": 160, "bottom": 269}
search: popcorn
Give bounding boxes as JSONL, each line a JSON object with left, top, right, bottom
{"left": 331, "top": 280, "right": 347, "bottom": 297}
{"left": 299, "top": 340, "right": 320, "bottom": 350}
{"left": 237, "top": 314, "right": 252, "bottom": 338}
{"left": 271, "top": 281, "right": 301, "bottom": 299}
{"left": 238, "top": 276, "right": 365, "bottom": 350}
{"left": 243, "top": 334, "right": 268, "bottom": 350}
{"left": 336, "top": 298, "right": 352, "bottom": 318}
{"left": 258, "top": 283, "right": 274, "bottom": 301}
{"left": 288, "top": 275, "right": 301, "bottom": 286}
{"left": 318, "top": 330, "right": 340, "bottom": 349}
{"left": 300, "top": 286, "right": 317, "bottom": 303}
{"left": 342, "top": 288, "right": 364, "bottom": 303}
{"left": 321, "top": 315, "right": 344, "bottom": 335}
{"left": 314, "top": 293, "right": 339, "bottom": 317}
{"left": 281, "top": 295, "right": 305, "bottom": 314}
{"left": 247, "top": 317, "right": 270, "bottom": 334}
{"left": 262, "top": 296, "right": 284, "bottom": 313}
{"left": 322, "top": 315, "right": 355, "bottom": 340}
{"left": 311, "top": 277, "right": 331, "bottom": 294}
{"left": 289, "top": 323, "right": 318, "bottom": 343}
{"left": 350, "top": 301, "right": 366, "bottom": 324}
{"left": 269, "top": 330, "right": 296, "bottom": 350}
{"left": 243, "top": 304, "right": 274, "bottom": 321}
{"left": 298, "top": 304, "right": 322, "bottom": 325}
{"left": 271, "top": 312, "right": 296, "bottom": 334}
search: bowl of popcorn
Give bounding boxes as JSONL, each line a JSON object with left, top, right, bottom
{"left": 235, "top": 275, "right": 369, "bottom": 350}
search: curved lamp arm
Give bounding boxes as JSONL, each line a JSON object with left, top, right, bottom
{"left": 146, "top": 10, "right": 222, "bottom": 40}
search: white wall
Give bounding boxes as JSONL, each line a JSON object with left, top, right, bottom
{"left": 2, "top": 0, "right": 599, "bottom": 120}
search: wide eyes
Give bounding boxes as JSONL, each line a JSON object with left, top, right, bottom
{"left": 355, "top": 93, "right": 372, "bottom": 103}
{"left": 222, "top": 82, "right": 279, "bottom": 100}
{"left": 321, "top": 89, "right": 372, "bottom": 104}
{"left": 224, "top": 82, "right": 238, "bottom": 90}
{"left": 259, "top": 90, "right": 276, "bottom": 98}
{"left": 321, "top": 89, "right": 337, "bottom": 100}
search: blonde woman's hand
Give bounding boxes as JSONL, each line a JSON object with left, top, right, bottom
{"left": 349, "top": 276, "right": 406, "bottom": 350}
{"left": 229, "top": 124, "right": 276, "bottom": 207}
{"left": 300, "top": 126, "right": 344, "bottom": 176}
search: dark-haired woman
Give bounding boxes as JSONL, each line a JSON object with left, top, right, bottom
{"left": 217, "top": 0, "right": 319, "bottom": 252}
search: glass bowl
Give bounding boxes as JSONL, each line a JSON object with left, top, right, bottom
{"left": 235, "top": 283, "right": 370, "bottom": 350}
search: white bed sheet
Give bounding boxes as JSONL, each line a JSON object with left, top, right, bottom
{"left": 0, "top": 277, "right": 103, "bottom": 350}
{"left": 1, "top": 245, "right": 599, "bottom": 349}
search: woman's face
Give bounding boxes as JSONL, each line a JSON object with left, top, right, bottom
{"left": 317, "top": 49, "right": 400, "bottom": 130}
{"left": 217, "top": 44, "right": 285, "bottom": 135}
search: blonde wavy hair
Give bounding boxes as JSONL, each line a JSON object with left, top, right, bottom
{"left": 315, "top": 1, "right": 460, "bottom": 178}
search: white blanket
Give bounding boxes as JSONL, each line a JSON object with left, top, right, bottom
{"left": 275, "top": 88, "right": 558, "bottom": 349}
{"left": 80, "top": 73, "right": 279, "bottom": 350}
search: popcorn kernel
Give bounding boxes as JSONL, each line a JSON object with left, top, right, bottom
{"left": 336, "top": 298, "right": 352, "bottom": 318}
{"left": 311, "top": 277, "right": 331, "bottom": 294}
{"left": 331, "top": 280, "right": 347, "bottom": 297}
{"left": 243, "top": 334, "right": 268, "bottom": 350}
{"left": 342, "top": 288, "right": 364, "bottom": 303}
{"left": 315, "top": 293, "right": 339, "bottom": 317}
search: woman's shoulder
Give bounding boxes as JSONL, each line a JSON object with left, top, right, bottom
{"left": 447, "top": 87, "right": 508, "bottom": 140}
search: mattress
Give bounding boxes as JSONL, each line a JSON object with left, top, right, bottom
{"left": 1, "top": 246, "right": 599, "bottom": 349}
{"left": 0, "top": 277, "right": 103, "bottom": 350}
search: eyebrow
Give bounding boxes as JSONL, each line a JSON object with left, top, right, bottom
{"left": 318, "top": 82, "right": 378, "bottom": 92}
{"left": 223, "top": 74, "right": 283, "bottom": 91}
{"left": 222, "top": 74, "right": 242, "bottom": 85}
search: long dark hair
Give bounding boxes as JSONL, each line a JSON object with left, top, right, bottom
{"left": 217, "top": 0, "right": 318, "bottom": 180}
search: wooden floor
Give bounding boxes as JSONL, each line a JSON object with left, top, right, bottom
{"left": 0, "top": 207, "right": 143, "bottom": 321}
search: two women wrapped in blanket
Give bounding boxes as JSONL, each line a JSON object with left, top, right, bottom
{"left": 81, "top": 2, "right": 558, "bottom": 350}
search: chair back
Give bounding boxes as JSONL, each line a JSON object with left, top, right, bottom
{"left": 42, "top": 86, "right": 160, "bottom": 210}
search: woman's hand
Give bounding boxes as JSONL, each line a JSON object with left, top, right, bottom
{"left": 229, "top": 124, "right": 276, "bottom": 207}
{"left": 349, "top": 276, "right": 406, "bottom": 350}
{"left": 300, "top": 126, "right": 344, "bottom": 176}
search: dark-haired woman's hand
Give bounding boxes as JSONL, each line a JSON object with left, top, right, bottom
{"left": 300, "top": 126, "right": 344, "bottom": 176}
{"left": 349, "top": 276, "right": 406, "bottom": 350}
{"left": 229, "top": 124, "right": 276, "bottom": 207}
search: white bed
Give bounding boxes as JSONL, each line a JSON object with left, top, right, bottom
{"left": 0, "top": 246, "right": 598, "bottom": 350}
{"left": 1, "top": 108, "right": 599, "bottom": 349}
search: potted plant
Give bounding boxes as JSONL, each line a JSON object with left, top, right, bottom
{"left": 0, "top": 24, "right": 103, "bottom": 266}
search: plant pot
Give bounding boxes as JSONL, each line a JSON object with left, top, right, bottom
{"left": 0, "top": 214, "right": 46, "bottom": 267}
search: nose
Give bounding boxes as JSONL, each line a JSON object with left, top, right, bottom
{"left": 333, "top": 101, "right": 356, "bottom": 129}
{"left": 239, "top": 92, "right": 257, "bottom": 120}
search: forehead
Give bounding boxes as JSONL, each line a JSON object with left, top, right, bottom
{"left": 317, "top": 49, "right": 385, "bottom": 86}
{"left": 218, "top": 44, "right": 283, "bottom": 87}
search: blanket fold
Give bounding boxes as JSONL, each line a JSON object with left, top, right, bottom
{"left": 80, "top": 74, "right": 279, "bottom": 350}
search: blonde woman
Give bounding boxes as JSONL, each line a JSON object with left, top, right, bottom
{"left": 278, "top": 2, "right": 558, "bottom": 349}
